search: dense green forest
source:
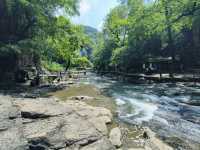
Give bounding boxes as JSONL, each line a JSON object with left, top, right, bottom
{"left": 93, "top": 0, "right": 200, "bottom": 74}
{"left": 1, "top": 0, "right": 200, "bottom": 82}
{"left": 0, "top": 0, "right": 93, "bottom": 82}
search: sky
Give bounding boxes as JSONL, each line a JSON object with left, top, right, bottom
{"left": 71, "top": 0, "right": 119, "bottom": 31}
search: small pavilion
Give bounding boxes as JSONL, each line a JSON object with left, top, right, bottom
{"left": 143, "top": 56, "right": 173, "bottom": 78}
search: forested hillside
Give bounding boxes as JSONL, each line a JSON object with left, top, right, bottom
{"left": 93, "top": 0, "right": 200, "bottom": 74}
{"left": 83, "top": 26, "right": 98, "bottom": 42}
{"left": 80, "top": 25, "right": 98, "bottom": 61}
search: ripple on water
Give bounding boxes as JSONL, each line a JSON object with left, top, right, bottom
{"left": 114, "top": 95, "right": 158, "bottom": 123}
{"left": 80, "top": 73, "right": 200, "bottom": 149}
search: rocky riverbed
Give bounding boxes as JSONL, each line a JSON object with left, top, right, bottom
{"left": 0, "top": 83, "right": 173, "bottom": 150}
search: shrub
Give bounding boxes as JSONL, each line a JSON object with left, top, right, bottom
{"left": 72, "top": 57, "right": 92, "bottom": 68}
{"left": 42, "top": 61, "right": 64, "bottom": 72}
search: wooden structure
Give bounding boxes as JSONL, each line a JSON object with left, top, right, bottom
{"left": 143, "top": 56, "right": 173, "bottom": 78}
{"left": 96, "top": 70, "right": 200, "bottom": 83}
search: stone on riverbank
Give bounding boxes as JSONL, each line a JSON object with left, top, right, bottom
{"left": 109, "top": 127, "right": 122, "bottom": 148}
{"left": 143, "top": 128, "right": 173, "bottom": 150}
{"left": 0, "top": 88, "right": 174, "bottom": 150}
{"left": 81, "top": 137, "right": 116, "bottom": 150}
{"left": 69, "top": 96, "right": 94, "bottom": 101}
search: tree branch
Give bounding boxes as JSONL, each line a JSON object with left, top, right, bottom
{"left": 172, "top": 2, "right": 200, "bottom": 23}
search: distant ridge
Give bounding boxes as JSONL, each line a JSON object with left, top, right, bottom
{"left": 82, "top": 25, "right": 98, "bottom": 42}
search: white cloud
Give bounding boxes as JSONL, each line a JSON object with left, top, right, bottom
{"left": 79, "top": 0, "right": 91, "bottom": 15}
{"left": 71, "top": 0, "right": 119, "bottom": 30}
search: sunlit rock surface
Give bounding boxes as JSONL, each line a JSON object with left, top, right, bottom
{"left": 0, "top": 86, "right": 174, "bottom": 150}
{"left": 0, "top": 95, "right": 114, "bottom": 150}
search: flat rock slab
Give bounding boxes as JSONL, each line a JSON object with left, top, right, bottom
{"left": 0, "top": 96, "right": 28, "bottom": 150}
{"left": 0, "top": 95, "right": 115, "bottom": 150}
{"left": 81, "top": 137, "right": 116, "bottom": 150}
{"left": 15, "top": 98, "right": 73, "bottom": 119}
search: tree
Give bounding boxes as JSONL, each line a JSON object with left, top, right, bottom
{"left": 93, "top": 0, "right": 200, "bottom": 74}
{"left": 0, "top": 0, "right": 94, "bottom": 78}
{"left": 0, "top": 0, "right": 80, "bottom": 43}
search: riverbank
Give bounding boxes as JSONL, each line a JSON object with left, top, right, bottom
{"left": 50, "top": 84, "right": 174, "bottom": 150}
{"left": 0, "top": 81, "right": 173, "bottom": 150}
{"left": 97, "top": 71, "right": 200, "bottom": 83}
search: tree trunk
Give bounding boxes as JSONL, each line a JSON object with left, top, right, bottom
{"left": 164, "top": 0, "right": 175, "bottom": 77}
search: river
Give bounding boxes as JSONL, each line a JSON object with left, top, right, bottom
{"left": 79, "top": 72, "right": 200, "bottom": 149}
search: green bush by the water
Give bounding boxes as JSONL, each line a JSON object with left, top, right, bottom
{"left": 72, "top": 57, "right": 93, "bottom": 68}
{"left": 42, "top": 61, "right": 64, "bottom": 72}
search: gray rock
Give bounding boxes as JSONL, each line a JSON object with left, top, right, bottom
{"left": 15, "top": 98, "right": 73, "bottom": 119}
{"left": 69, "top": 96, "right": 94, "bottom": 101}
{"left": 0, "top": 95, "right": 116, "bottom": 150}
{"left": 0, "top": 126, "right": 28, "bottom": 150}
{"left": 63, "top": 100, "right": 112, "bottom": 135}
{"left": 0, "top": 96, "right": 28, "bottom": 150}
{"left": 109, "top": 127, "right": 122, "bottom": 148}
{"left": 23, "top": 114, "right": 102, "bottom": 149}
{"left": 81, "top": 137, "right": 116, "bottom": 150}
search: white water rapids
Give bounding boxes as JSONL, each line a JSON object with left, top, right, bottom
{"left": 79, "top": 72, "right": 200, "bottom": 149}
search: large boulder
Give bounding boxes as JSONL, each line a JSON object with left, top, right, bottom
{"left": 23, "top": 113, "right": 102, "bottom": 149}
{"left": 63, "top": 100, "right": 113, "bottom": 135}
{"left": 13, "top": 97, "right": 114, "bottom": 149}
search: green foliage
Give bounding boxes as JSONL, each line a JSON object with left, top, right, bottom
{"left": 0, "top": 0, "right": 94, "bottom": 76}
{"left": 93, "top": 0, "right": 200, "bottom": 73}
{"left": 93, "top": 33, "right": 113, "bottom": 71}
{"left": 111, "top": 46, "right": 127, "bottom": 67}
{"left": 1, "top": 0, "right": 200, "bottom": 76}
{"left": 0, "top": 39, "right": 40, "bottom": 76}
{"left": 40, "top": 16, "right": 92, "bottom": 70}
{"left": 42, "top": 61, "right": 64, "bottom": 72}
{"left": 104, "top": 4, "right": 129, "bottom": 47}
{"left": 72, "top": 57, "right": 92, "bottom": 68}
{"left": 0, "top": 0, "right": 80, "bottom": 43}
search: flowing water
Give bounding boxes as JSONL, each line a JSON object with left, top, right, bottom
{"left": 79, "top": 72, "right": 200, "bottom": 149}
